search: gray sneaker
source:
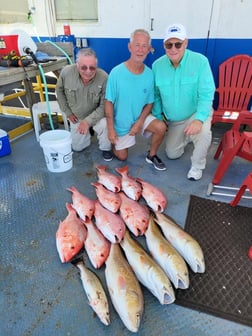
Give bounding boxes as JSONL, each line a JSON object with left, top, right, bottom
{"left": 102, "top": 150, "right": 113, "bottom": 162}
{"left": 145, "top": 152, "right": 166, "bottom": 171}
{"left": 187, "top": 167, "right": 202, "bottom": 181}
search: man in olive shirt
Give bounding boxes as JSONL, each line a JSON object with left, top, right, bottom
{"left": 152, "top": 23, "right": 215, "bottom": 180}
{"left": 56, "top": 48, "right": 112, "bottom": 161}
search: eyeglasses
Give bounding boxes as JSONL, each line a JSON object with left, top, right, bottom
{"left": 79, "top": 65, "right": 97, "bottom": 71}
{"left": 164, "top": 42, "right": 183, "bottom": 50}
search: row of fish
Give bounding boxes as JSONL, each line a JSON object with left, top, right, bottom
{"left": 55, "top": 165, "right": 205, "bottom": 333}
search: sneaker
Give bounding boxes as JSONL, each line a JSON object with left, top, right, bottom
{"left": 102, "top": 150, "right": 113, "bottom": 162}
{"left": 187, "top": 167, "right": 202, "bottom": 181}
{"left": 145, "top": 152, "right": 167, "bottom": 171}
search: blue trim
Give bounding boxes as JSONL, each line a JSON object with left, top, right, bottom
{"left": 33, "top": 36, "right": 252, "bottom": 80}
{"left": 33, "top": 34, "right": 252, "bottom": 108}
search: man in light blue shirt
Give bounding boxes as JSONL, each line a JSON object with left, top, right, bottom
{"left": 105, "top": 29, "right": 167, "bottom": 171}
{"left": 152, "top": 23, "right": 215, "bottom": 180}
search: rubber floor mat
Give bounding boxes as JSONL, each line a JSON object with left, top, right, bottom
{"left": 175, "top": 195, "right": 252, "bottom": 327}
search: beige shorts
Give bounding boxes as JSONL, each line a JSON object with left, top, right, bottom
{"left": 115, "top": 114, "right": 155, "bottom": 150}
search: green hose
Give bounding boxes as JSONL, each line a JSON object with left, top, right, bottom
{"left": 44, "top": 39, "right": 73, "bottom": 65}
{"left": 29, "top": 12, "right": 73, "bottom": 130}
{"left": 36, "top": 40, "right": 73, "bottom": 130}
{"left": 37, "top": 63, "right": 54, "bottom": 130}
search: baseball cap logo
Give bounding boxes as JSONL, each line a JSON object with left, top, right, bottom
{"left": 170, "top": 27, "right": 180, "bottom": 32}
{"left": 164, "top": 23, "right": 187, "bottom": 42}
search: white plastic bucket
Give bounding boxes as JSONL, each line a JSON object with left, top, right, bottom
{"left": 39, "top": 130, "right": 72, "bottom": 173}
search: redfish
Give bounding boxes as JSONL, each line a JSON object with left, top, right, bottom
{"left": 115, "top": 166, "right": 142, "bottom": 200}
{"left": 105, "top": 243, "right": 144, "bottom": 333}
{"left": 56, "top": 203, "right": 87, "bottom": 263}
{"left": 96, "top": 165, "right": 121, "bottom": 192}
{"left": 154, "top": 211, "right": 205, "bottom": 273}
{"left": 136, "top": 178, "right": 167, "bottom": 212}
{"left": 145, "top": 214, "right": 189, "bottom": 289}
{"left": 120, "top": 230, "right": 175, "bottom": 305}
{"left": 93, "top": 200, "right": 126, "bottom": 243}
{"left": 67, "top": 186, "right": 95, "bottom": 221}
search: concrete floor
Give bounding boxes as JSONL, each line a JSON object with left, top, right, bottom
{"left": 0, "top": 124, "right": 251, "bottom": 336}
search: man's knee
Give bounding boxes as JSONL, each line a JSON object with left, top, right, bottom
{"left": 165, "top": 148, "right": 184, "bottom": 159}
{"left": 149, "top": 119, "right": 167, "bottom": 135}
{"left": 94, "top": 117, "right": 107, "bottom": 135}
{"left": 114, "top": 149, "right": 128, "bottom": 161}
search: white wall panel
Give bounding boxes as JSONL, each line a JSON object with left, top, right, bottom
{"left": 0, "top": 0, "right": 251, "bottom": 39}
{"left": 149, "top": 0, "right": 214, "bottom": 39}
{"left": 210, "top": 0, "right": 252, "bottom": 38}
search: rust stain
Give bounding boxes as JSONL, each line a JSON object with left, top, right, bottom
{"left": 44, "top": 208, "right": 56, "bottom": 218}
{"left": 26, "top": 179, "right": 38, "bottom": 187}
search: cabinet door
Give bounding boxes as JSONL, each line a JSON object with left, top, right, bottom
{"left": 148, "top": 0, "right": 214, "bottom": 39}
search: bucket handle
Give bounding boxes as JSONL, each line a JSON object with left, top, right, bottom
{"left": 63, "top": 151, "right": 73, "bottom": 163}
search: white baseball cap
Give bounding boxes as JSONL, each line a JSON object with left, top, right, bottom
{"left": 164, "top": 23, "right": 187, "bottom": 42}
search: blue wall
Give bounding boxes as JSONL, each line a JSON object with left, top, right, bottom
{"left": 35, "top": 35, "right": 252, "bottom": 109}
{"left": 36, "top": 35, "right": 252, "bottom": 83}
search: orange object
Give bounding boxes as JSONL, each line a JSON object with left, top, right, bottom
{"left": 212, "top": 54, "right": 252, "bottom": 126}
{"left": 63, "top": 24, "right": 71, "bottom": 35}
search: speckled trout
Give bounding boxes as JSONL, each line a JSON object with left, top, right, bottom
{"left": 76, "top": 261, "right": 110, "bottom": 326}
{"left": 105, "top": 243, "right": 143, "bottom": 333}
{"left": 120, "top": 230, "right": 175, "bottom": 305}
{"left": 154, "top": 211, "right": 205, "bottom": 273}
{"left": 145, "top": 215, "right": 189, "bottom": 289}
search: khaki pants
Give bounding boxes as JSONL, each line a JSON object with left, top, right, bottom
{"left": 70, "top": 118, "right": 111, "bottom": 152}
{"left": 165, "top": 114, "right": 212, "bottom": 170}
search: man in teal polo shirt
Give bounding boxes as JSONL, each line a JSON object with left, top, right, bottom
{"left": 152, "top": 23, "right": 215, "bottom": 180}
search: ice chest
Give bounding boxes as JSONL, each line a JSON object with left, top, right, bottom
{"left": 0, "top": 129, "right": 11, "bottom": 157}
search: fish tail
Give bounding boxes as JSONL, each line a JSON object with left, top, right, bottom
{"left": 96, "top": 165, "right": 107, "bottom": 171}
{"left": 115, "top": 165, "right": 129, "bottom": 175}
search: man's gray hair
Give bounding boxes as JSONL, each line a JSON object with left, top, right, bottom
{"left": 76, "top": 48, "right": 97, "bottom": 63}
{"left": 130, "top": 29, "right": 151, "bottom": 45}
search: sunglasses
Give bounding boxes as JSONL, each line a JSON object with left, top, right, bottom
{"left": 164, "top": 42, "right": 183, "bottom": 50}
{"left": 79, "top": 65, "right": 97, "bottom": 71}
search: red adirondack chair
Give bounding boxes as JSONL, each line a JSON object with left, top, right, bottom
{"left": 211, "top": 54, "right": 252, "bottom": 126}
{"left": 230, "top": 171, "right": 252, "bottom": 206}
{"left": 211, "top": 110, "right": 252, "bottom": 185}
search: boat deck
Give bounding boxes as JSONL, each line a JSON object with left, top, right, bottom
{"left": 1, "top": 123, "right": 251, "bottom": 336}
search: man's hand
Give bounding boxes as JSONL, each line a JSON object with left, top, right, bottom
{"left": 129, "top": 120, "right": 142, "bottom": 136}
{"left": 77, "top": 119, "right": 90, "bottom": 134}
{"left": 68, "top": 113, "right": 78, "bottom": 123}
{"left": 108, "top": 128, "right": 118, "bottom": 145}
{"left": 184, "top": 120, "right": 203, "bottom": 136}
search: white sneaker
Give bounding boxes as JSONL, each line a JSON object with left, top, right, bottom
{"left": 187, "top": 167, "right": 203, "bottom": 181}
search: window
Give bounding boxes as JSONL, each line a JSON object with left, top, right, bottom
{"left": 0, "top": 1, "right": 29, "bottom": 24}
{"left": 54, "top": 0, "right": 98, "bottom": 22}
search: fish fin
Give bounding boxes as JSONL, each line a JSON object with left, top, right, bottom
{"left": 136, "top": 177, "right": 144, "bottom": 184}
{"left": 66, "top": 186, "right": 77, "bottom": 193}
{"left": 91, "top": 182, "right": 100, "bottom": 188}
